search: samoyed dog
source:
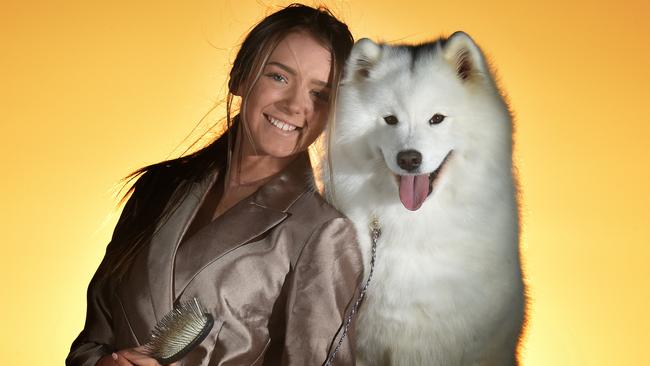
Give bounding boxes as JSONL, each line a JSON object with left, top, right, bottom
{"left": 321, "top": 32, "right": 525, "bottom": 365}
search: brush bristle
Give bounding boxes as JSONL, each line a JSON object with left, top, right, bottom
{"left": 144, "top": 298, "right": 213, "bottom": 363}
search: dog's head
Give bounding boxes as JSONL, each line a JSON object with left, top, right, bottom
{"left": 333, "top": 32, "right": 510, "bottom": 211}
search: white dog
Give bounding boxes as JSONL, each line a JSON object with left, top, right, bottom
{"left": 321, "top": 32, "right": 526, "bottom": 366}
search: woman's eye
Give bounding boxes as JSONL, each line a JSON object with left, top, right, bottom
{"left": 268, "top": 73, "right": 287, "bottom": 83}
{"left": 311, "top": 90, "right": 329, "bottom": 102}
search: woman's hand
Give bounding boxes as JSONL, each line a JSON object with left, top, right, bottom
{"left": 95, "top": 346, "right": 179, "bottom": 366}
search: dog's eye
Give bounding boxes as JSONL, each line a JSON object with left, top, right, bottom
{"left": 384, "top": 115, "right": 399, "bottom": 125}
{"left": 429, "top": 113, "right": 446, "bottom": 125}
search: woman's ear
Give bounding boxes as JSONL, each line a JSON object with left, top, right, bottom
{"left": 228, "top": 70, "right": 251, "bottom": 97}
{"left": 229, "top": 78, "right": 243, "bottom": 97}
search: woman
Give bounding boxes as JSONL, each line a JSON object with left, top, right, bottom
{"left": 67, "top": 4, "right": 362, "bottom": 366}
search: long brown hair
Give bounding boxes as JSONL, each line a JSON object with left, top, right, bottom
{"left": 98, "top": 4, "right": 353, "bottom": 284}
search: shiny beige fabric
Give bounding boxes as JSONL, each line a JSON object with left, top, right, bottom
{"left": 67, "top": 154, "right": 363, "bottom": 365}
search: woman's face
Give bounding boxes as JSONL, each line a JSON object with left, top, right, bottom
{"left": 242, "top": 31, "right": 332, "bottom": 158}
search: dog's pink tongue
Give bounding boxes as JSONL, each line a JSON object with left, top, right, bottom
{"left": 399, "top": 174, "right": 429, "bottom": 211}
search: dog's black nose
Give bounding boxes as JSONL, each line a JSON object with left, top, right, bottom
{"left": 397, "top": 150, "right": 422, "bottom": 172}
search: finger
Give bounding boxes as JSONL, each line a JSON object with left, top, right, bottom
{"left": 118, "top": 349, "right": 161, "bottom": 366}
{"left": 113, "top": 352, "right": 135, "bottom": 366}
{"left": 133, "top": 345, "right": 149, "bottom": 353}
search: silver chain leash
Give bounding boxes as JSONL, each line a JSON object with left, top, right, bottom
{"left": 324, "top": 216, "right": 381, "bottom": 366}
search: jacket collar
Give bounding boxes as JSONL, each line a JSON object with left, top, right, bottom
{"left": 248, "top": 152, "right": 315, "bottom": 213}
{"left": 124, "top": 152, "right": 315, "bottom": 333}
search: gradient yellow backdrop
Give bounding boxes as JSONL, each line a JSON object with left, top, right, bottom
{"left": 1, "top": 0, "right": 648, "bottom": 364}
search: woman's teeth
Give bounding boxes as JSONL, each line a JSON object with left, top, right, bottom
{"left": 266, "top": 115, "right": 297, "bottom": 131}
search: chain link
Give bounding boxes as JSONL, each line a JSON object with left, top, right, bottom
{"left": 324, "top": 216, "right": 381, "bottom": 366}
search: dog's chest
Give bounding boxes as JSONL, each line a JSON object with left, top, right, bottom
{"left": 351, "top": 214, "right": 513, "bottom": 317}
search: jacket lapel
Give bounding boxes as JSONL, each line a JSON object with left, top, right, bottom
{"left": 172, "top": 153, "right": 313, "bottom": 301}
{"left": 172, "top": 198, "right": 288, "bottom": 299}
{"left": 145, "top": 168, "right": 220, "bottom": 323}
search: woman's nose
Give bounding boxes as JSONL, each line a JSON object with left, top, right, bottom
{"left": 280, "top": 85, "right": 309, "bottom": 115}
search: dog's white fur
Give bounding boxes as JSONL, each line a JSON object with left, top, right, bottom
{"left": 321, "top": 32, "right": 525, "bottom": 366}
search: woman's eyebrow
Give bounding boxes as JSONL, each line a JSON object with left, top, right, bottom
{"left": 266, "top": 61, "right": 330, "bottom": 87}
{"left": 267, "top": 61, "right": 296, "bottom": 75}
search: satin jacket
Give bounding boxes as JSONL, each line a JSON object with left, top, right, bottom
{"left": 66, "top": 153, "right": 363, "bottom": 366}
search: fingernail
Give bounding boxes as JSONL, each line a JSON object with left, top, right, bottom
{"left": 112, "top": 352, "right": 118, "bottom": 360}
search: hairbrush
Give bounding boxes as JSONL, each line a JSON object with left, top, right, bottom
{"left": 143, "top": 297, "right": 214, "bottom": 365}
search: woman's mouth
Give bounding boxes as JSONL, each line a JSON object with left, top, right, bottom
{"left": 264, "top": 114, "right": 299, "bottom": 132}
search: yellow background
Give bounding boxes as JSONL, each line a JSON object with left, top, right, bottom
{"left": 1, "top": 0, "right": 648, "bottom": 364}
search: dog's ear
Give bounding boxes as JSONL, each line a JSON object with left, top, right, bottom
{"left": 442, "top": 32, "right": 488, "bottom": 83}
{"left": 343, "top": 38, "right": 382, "bottom": 83}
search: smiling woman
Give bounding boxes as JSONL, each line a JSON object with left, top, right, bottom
{"left": 65, "top": 4, "right": 361, "bottom": 366}
{"left": 215, "top": 30, "right": 336, "bottom": 219}
{"left": 240, "top": 31, "right": 332, "bottom": 165}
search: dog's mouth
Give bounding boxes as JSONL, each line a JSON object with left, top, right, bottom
{"left": 394, "top": 150, "right": 453, "bottom": 211}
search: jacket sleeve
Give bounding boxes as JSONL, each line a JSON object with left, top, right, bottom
{"left": 66, "top": 190, "right": 141, "bottom": 366}
{"left": 281, "top": 217, "right": 364, "bottom": 366}
{"left": 65, "top": 260, "right": 116, "bottom": 366}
